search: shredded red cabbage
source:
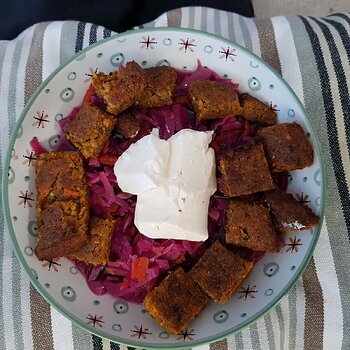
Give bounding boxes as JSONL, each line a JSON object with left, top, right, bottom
{"left": 175, "top": 60, "right": 239, "bottom": 95}
{"left": 58, "top": 106, "right": 80, "bottom": 131}
{"left": 30, "top": 137, "right": 47, "bottom": 155}
{"left": 33, "top": 61, "right": 288, "bottom": 304}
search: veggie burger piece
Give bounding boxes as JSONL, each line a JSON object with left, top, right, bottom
{"left": 219, "top": 142, "right": 275, "bottom": 197}
{"left": 225, "top": 199, "right": 279, "bottom": 253}
{"left": 144, "top": 268, "right": 208, "bottom": 334}
{"left": 64, "top": 104, "right": 116, "bottom": 159}
{"left": 116, "top": 111, "right": 140, "bottom": 139}
{"left": 264, "top": 187, "right": 320, "bottom": 233}
{"left": 240, "top": 93, "right": 277, "bottom": 126}
{"left": 92, "top": 60, "right": 147, "bottom": 115}
{"left": 34, "top": 151, "right": 89, "bottom": 260}
{"left": 136, "top": 66, "right": 178, "bottom": 108}
{"left": 189, "top": 240, "right": 254, "bottom": 304}
{"left": 188, "top": 80, "right": 242, "bottom": 120}
{"left": 68, "top": 216, "right": 116, "bottom": 266}
{"left": 257, "top": 122, "right": 314, "bottom": 172}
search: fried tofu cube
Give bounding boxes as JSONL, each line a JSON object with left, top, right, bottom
{"left": 188, "top": 80, "right": 242, "bottom": 120}
{"left": 136, "top": 67, "right": 177, "bottom": 108}
{"left": 225, "top": 200, "right": 279, "bottom": 253}
{"left": 92, "top": 61, "right": 147, "bottom": 115}
{"left": 264, "top": 188, "right": 320, "bottom": 233}
{"left": 257, "top": 123, "right": 314, "bottom": 172}
{"left": 35, "top": 151, "right": 88, "bottom": 206}
{"left": 68, "top": 216, "right": 115, "bottom": 265}
{"left": 240, "top": 93, "right": 277, "bottom": 126}
{"left": 116, "top": 112, "right": 140, "bottom": 138}
{"left": 189, "top": 241, "right": 253, "bottom": 303}
{"left": 35, "top": 151, "right": 89, "bottom": 260}
{"left": 64, "top": 104, "right": 116, "bottom": 158}
{"left": 218, "top": 143, "right": 275, "bottom": 197}
{"left": 35, "top": 200, "right": 88, "bottom": 260}
{"left": 144, "top": 268, "right": 208, "bottom": 334}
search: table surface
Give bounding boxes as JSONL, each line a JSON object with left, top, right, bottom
{"left": 0, "top": 6, "right": 349, "bottom": 350}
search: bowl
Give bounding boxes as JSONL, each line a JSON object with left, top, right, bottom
{"left": 2, "top": 27, "right": 325, "bottom": 349}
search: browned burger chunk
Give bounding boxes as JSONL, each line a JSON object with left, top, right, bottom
{"left": 144, "top": 268, "right": 208, "bottom": 334}
{"left": 188, "top": 80, "right": 242, "bottom": 120}
{"left": 136, "top": 66, "right": 177, "bottom": 108}
{"left": 35, "top": 151, "right": 87, "bottom": 206}
{"left": 34, "top": 151, "right": 89, "bottom": 260}
{"left": 225, "top": 199, "right": 279, "bottom": 253}
{"left": 35, "top": 200, "right": 88, "bottom": 260}
{"left": 240, "top": 93, "right": 277, "bottom": 126}
{"left": 189, "top": 241, "right": 254, "bottom": 304}
{"left": 218, "top": 143, "right": 275, "bottom": 197}
{"left": 257, "top": 123, "right": 314, "bottom": 172}
{"left": 68, "top": 216, "right": 115, "bottom": 266}
{"left": 264, "top": 187, "right": 320, "bottom": 233}
{"left": 116, "top": 112, "right": 140, "bottom": 138}
{"left": 92, "top": 61, "right": 147, "bottom": 115}
{"left": 64, "top": 104, "right": 116, "bottom": 158}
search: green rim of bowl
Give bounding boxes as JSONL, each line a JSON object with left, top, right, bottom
{"left": 2, "top": 26, "right": 326, "bottom": 349}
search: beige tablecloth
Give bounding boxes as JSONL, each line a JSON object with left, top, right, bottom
{"left": 1, "top": 7, "right": 349, "bottom": 350}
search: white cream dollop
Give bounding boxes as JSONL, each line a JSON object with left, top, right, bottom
{"left": 114, "top": 128, "right": 217, "bottom": 241}
{"left": 113, "top": 129, "right": 169, "bottom": 195}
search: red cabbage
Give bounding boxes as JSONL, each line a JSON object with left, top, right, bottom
{"left": 58, "top": 106, "right": 80, "bottom": 132}
{"left": 30, "top": 137, "right": 48, "bottom": 155}
{"left": 176, "top": 60, "right": 239, "bottom": 95}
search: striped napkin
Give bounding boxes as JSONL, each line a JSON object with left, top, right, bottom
{"left": 1, "top": 6, "right": 349, "bottom": 350}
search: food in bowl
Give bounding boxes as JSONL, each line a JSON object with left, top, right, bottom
{"left": 34, "top": 151, "right": 89, "bottom": 260}
{"left": 31, "top": 60, "right": 320, "bottom": 334}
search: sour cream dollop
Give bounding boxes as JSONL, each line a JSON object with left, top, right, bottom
{"left": 114, "top": 128, "right": 217, "bottom": 241}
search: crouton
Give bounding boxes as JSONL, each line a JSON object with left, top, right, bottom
{"left": 257, "top": 123, "right": 314, "bottom": 172}
{"left": 264, "top": 187, "right": 320, "bottom": 233}
{"left": 34, "top": 151, "right": 89, "bottom": 260}
{"left": 240, "top": 93, "right": 277, "bottom": 125}
{"left": 68, "top": 216, "right": 115, "bottom": 265}
{"left": 116, "top": 112, "right": 140, "bottom": 138}
{"left": 144, "top": 268, "right": 208, "bottom": 334}
{"left": 35, "top": 151, "right": 88, "bottom": 207}
{"left": 64, "top": 104, "right": 116, "bottom": 158}
{"left": 136, "top": 67, "right": 177, "bottom": 108}
{"left": 188, "top": 80, "right": 242, "bottom": 120}
{"left": 189, "top": 241, "right": 254, "bottom": 303}
{"left": 35, "top": 200, "right": 88, "bottom": 260}
{"left": 92, "top": 61, "right": 147, "bottom": 115}
{"left": 225, "top": 199, "right": 279, "bottom": 253}
{"left": 218, "top": 143, "right": 275, "bottom": 197}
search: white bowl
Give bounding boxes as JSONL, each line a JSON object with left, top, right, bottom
{"left": 2, "top": 27, "right": 325, "bottom": 349}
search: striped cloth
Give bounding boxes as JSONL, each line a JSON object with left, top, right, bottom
{"left": 0, "top": 6, "right": 349, "bottom": 350}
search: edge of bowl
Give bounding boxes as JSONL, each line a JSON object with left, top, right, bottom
{"left": 2, "top": 26, "right": 326, "bottom": 349}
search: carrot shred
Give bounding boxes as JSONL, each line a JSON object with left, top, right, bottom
{"left": 101, "top": 139, "right": 110, "bottom": 155}
{"left": 131, "top": 257, "right": 149, "bottom": 283}
{"left": 119, "top": 281, "right": 128, "bottom": 290}
{"left": 98, "top": 154, "right": 117, "bottom": 165}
